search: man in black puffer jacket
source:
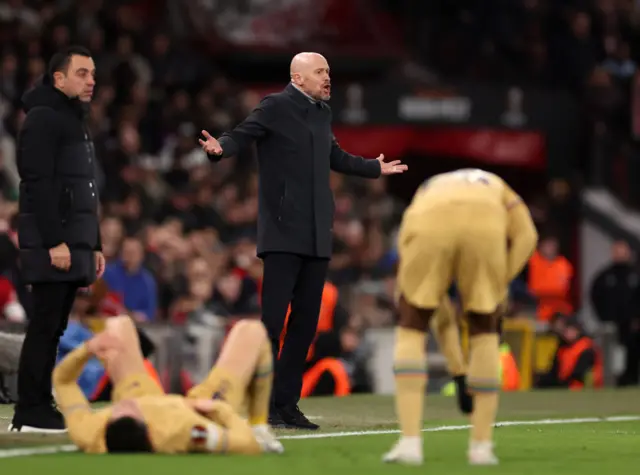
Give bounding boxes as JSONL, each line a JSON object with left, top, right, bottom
{"left": 10, "top": 46, "right": 105, "bottom": 433}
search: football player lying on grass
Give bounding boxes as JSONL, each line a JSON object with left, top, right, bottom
{"left": 53, "top": 315, "right": 283, "bottom": 454}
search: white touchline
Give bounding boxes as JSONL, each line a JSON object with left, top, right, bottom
{"left": 0, "top": 415, "right": 638, "bottom": 458}
{"left": 278, "top": 415, "right": 640, "bottom": 440}
{"left": 0, "top": 444, "right": 77, "bottom": 458}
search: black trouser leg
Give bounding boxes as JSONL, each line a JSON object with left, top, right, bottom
{"left": 260, "top": 253, "right": 303, "bottom": 410}
{"left": 44, "top": 284, "right": 77, "bottom": 402}
{"left": 621, "top": 332, "right": 640, "bottom": 385}
{"left": 16, "top": 282, "right": 77, "bottom": 411}
{"left": 276, "top": 257, "right": 328, "bottom": 407}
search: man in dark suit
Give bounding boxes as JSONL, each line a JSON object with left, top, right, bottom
{"left": 10, "top": 46, "right": 105, "bottom": 432}
{"left": 200, "top": 52, "right": 407, "bottom": 429}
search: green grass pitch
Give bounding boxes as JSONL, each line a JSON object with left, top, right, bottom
{"left": 0, "top": 389, "right": 638, "bottom": 474}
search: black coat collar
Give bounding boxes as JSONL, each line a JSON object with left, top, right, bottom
{"left": 22, "top": 83, "right": 89, "bottom": 119}
{"left": 285, "top": 83, "right": 328, "bottom": 114}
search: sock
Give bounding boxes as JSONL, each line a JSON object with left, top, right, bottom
{"left": 393, "top": 327, "right": 427, "bottom": 437}
{"left": 430, "top": 297, "right": 466, "bottom": 377}
{"left": 247, "top": 340, "right": 273, "bottom": 426}
{"left": 467, "top": 334, "right": 500, "bottom": 443}
{"left": 204, "top": 424, "right": 261, "bottom": 455}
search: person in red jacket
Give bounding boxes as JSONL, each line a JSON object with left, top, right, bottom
{"left": 537, "top": 315, "right": 603, "bottom": 390}
{"left": 527, "top": 236, "right": 574, "bottom": 322}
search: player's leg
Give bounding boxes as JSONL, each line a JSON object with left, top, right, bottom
{"left": 187, "top": 319, "right": 283, "bottom": 453}
{"left": 430, "top": 295, "right": 472, "bottom": 414}
{"left": 384, "top": 295, "right": 433, "bottom": 465}
{"left": 465, "top": 311, "right": 501, "bottom": 465}
{"left": 383, "top": 218, "right": 454, "bottom": 465}
{"left": 187, "top": 319, "right": 265, "bottom": 409}
{"left": 456, "top": 219, "right": 507, "bottom": 465}
{"left": 245, "top": 336, "right": 283, "bottom": 453}
{"left": 101, "top": 316, "right": 164, "bottom": 401}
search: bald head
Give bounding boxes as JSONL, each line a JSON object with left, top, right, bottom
{"left": 290, "top": 52, "right": 331, "bottom": 101}
{"left": 290, "top": 52, "right": 327, "bottom": 75}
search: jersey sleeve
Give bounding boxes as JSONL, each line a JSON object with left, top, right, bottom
{"left": 52, "top": 344, "right": 107, "bottom": 453}
{"left": 502, "top": 181, "right": 524, "bottom": 211}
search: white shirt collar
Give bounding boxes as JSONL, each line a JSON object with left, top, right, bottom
{"left": 291, "top": 83, "right": 318, "bottom": 103}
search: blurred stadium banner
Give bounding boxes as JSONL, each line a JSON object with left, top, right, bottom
{"left": 178, "top": 0, "right": 400, "bottom": 55}
{"left": 248, "top": 81, "right": 579, "bottom": 173}
{"left": 185, "top": 0, "right": 327, "bottom": 48}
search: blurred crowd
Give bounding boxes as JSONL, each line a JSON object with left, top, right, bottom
{"left": 389, "top": 0, "right": 640, "bottom": 202}
{"left": 0, "top": 0, "right": 585, "bottom": 327}
{"left": 0, "top": 0, "right": 637, "bottom": 389}
{"left": 0, "top": 0, "right": 403, "bottom": 337}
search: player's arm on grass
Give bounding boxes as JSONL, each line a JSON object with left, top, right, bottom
{"left": 52, "top": 343, "right": 104, "bottom": 451}
{"left": 503, "top": 185, "right": 538, "bottom": 281}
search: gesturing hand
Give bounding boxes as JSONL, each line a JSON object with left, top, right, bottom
{"left": 376, "top": 154, "right": 408, "bottom": 175}
{"left": 199, "top": 130, "right": 223, "bottom": 156}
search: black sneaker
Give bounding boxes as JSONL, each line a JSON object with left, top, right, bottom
{"left": 454, "top": 375, "right": 473, "bottom": 415}
{"left": 278, "top": 404, "right": 319, "bottom": 430}
{"left": 268, "top": 410, "right": 287, "bottom": 429}
{"left": 9, "top": 404, "right": 67, "bottom": 433}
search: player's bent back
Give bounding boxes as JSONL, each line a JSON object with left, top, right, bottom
{"left": 405, "top": 169, "right": 517, "bottom": 219}
{"left": 397, "top": 168, "right": 537, "bottom": 313}
{"left": 404, "top": 168, "right": 537, "bottom": 281}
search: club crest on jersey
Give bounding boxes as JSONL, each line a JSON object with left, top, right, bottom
{"left": 190, "top": 425, "right": 208, "bottom": 446}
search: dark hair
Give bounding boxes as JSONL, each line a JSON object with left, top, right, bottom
{"left": 47, "top": 45, "right": 92, "bottom": 84}
{"left": 104, "top": 417, "right": 153, "bottom": 453}
{"left": 123, "top": 234, "right": 143, "bottom": 245}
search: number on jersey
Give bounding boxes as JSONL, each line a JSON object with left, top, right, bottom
{"left": 420, "top": 169, "right": 493, "bottom": 191}
{"left": 450, "top": 169, "right": 492, "bottom": 185}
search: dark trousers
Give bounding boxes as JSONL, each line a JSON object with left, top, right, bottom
{"left": 16, "top": 281, "right": 79, "bottom": 411}
{"left": 261, "top": 253, "right": 329, "bottom": 409}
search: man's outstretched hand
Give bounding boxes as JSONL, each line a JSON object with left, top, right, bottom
{"left": 377, "top": 154, "right": 408, "bottom": 175}
{"left": 199, "top": 130, "right": 223, "bottom": 156}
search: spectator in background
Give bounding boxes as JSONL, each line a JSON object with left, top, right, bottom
{"left": 0, "top": 231, "right": 25, "bottom": 323}
{"left": 537, "top": 315, "right": 603, "bottom": 390}
{"left": 288, "top": 281, "right": 372, "bottom": 398}
{"left": 527, "top": 236, "right": 574, "bottom": 323}
{"left": 104, "top": 235, "right": 157, "bottom": 321}
{"left": 99, "top": 216, "right": 125, "bottom": 263}
{"left": 590, "top": 240, "right": 640, "bottom": 386}
{"left": 601, "top": 39, "right": 637, "bottom": 80}
{"left": 557, "top": 11, "right": 598, "bottom": 89}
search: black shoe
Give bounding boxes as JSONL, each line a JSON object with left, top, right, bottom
{"left": 454, "top": 375, "right": 473, "bottom": 415}
{"left": 278, "top": 404, "right": 319, "bottom": 430}
{"left": 9, "top": 404, "right": 67, "bottom": 433}
{"left": 268, "top": 410, "right": 287, "bottom": 429}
